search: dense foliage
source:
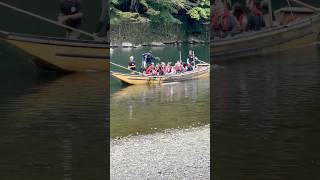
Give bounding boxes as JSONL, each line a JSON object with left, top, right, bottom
{"left": 111, "top": 0, "right": 210, "bottom": 25}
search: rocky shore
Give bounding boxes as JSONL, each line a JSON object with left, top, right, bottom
{"left": 110, "top": 125, "right": 210, "bottom": 179}
{"left": 111, "top": 39, "right": 210, "bottom": 48}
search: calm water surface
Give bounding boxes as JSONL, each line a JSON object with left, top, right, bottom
{"left": 0, "top": 1, "right": 109, "bottom": 178}
{"left": 0, "top": 48, "right": 108, "bottom": 179}
{"left": 213, "top": 46, "right": 320, "bottom": 179}
{"left": 110, "top": 45, "right": 210, "bottom": 138}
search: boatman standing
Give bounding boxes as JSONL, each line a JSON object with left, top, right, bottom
{"left": 142, "top": 51, "right": 155, "bottom": 68}
{"left": 58, "top": 0, "right": 83, "bottom": 39}
{"left": 187, "top": 50, "right": 198, "bottom": 66}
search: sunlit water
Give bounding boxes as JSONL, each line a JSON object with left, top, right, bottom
{"left": 110, "top": 44, "right": 210, "bottom": 138}
{"left": 213, "top": 46, "right": 320, "bottom": 179}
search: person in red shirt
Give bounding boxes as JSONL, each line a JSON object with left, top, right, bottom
{"left": 232, "top": 2, "right": 248, "bottom": 31}
{"left": 212, "top": 1, "right": 238, "bottom": 38}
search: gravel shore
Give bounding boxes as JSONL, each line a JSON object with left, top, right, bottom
{"left": 111, "top": 125, "right": 210, "bottom": 180}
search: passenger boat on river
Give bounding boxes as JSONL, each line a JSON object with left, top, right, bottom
{"left": 0, "top": 30, "right": 109, "bottom": 72}
{"left": 0, "top": 2, "right": 109, "bottom": 72}
{"left": 212, "top": 1, "right": 320, "bottom": 62}
{"left": 112, "top": 63, "right": 210, "bottom": 85}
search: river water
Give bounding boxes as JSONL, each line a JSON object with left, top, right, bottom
{"left": 0, "top": 1, "right": 108, "bottom": 179}
{"left": 110, "top": 44, "right": 210, "bottom": 138}
{"left": 213, "top": 46, "right": 320, "bottom": 179}
{"left": 0, "top": 46, "right": 108, "bottom": 179}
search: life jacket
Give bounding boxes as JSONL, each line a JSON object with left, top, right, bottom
{"left": 237, "top": 14, "right": 244, "bottom": 27}
{"left": 166, "top": 66, "right": 171, "bottom": 73}
{"left": 252, "top": 5, "right": 262, "bottom": 16}
{"left": 249, "top": 5, "right": 264, "bottom": 30}
{"left": 212, "top": 10, "right": 232, "bottom": 32}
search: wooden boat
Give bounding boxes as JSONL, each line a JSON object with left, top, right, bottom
{"left": 112, "top": 64, "right": 210, "bottom": 85}
{"left": 211, "top": 7, "right": 320, "bottom": 62}
{"left": 0, "top": 30, "right": 109, "bottom": 72}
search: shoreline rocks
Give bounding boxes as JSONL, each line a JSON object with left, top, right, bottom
{"left": 111, "top": 39, "right": 209, "bottom": 48}
{"left": 111, "top": 125, "right": 210, "bottom": 179}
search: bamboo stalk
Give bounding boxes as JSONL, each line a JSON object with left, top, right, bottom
{"left": 0, "top": 1, "right": 107, "bottom": 42}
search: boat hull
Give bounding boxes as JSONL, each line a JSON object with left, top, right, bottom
{"left": 0, "top": 31, "right": 109, "bottom": 72}
{"left": 112, "top": 65, "right": 210, "bottom": 85}
{"left": 211, "top": 14, "right": 320, "bottom": 62}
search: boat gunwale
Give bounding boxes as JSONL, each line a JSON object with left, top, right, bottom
{"left": 274, "top": 7, "right": 320, "bottom": 14}
{"left": 211, "top": 14, "right": 320, "bottom": 45}
{"left": 0, "top": 30, "right": 109, "bottom": 48}
{"left": 111, "top": 66, "right": 210, "bottom": 79}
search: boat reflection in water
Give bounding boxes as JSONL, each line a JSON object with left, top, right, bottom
{"left": 0, "top": 73, "right": 108, "bottom": 179}
{"left": 111, "top": 79, "right": 210, "bottom": 138}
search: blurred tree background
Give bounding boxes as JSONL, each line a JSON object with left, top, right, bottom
{"left": 110, "top": 0, "right": 210, "bottom": 25}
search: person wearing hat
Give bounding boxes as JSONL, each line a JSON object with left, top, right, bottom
{"left": 128, "top": 56, "right": 136, "bottom": 71}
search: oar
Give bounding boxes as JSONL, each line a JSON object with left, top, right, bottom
{"left": 110, "top": 61, "right": 142, "bottom": 75}
{"left": 0, "top": 1, "right": 107, "bottom": 42}
{"left": 197, "top": 59, "right": 210, "bottom": 65}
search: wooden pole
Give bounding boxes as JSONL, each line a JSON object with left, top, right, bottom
{"left": 110, "top": 62, "right": 142, "bottom": 75}
{"left": 268, "top": 0, "right": 274, "bottom": 27}
{"left": 290, "top": 0, "right": 320, "bottom": 13}
{"left": 286, "top": 0, "right": 295, "bottom": 17}
{"left": 0, "top": 1, "right": 107, "bottom": 42}
{"left": 193, "top": 51, "right": 196, "bottom": 69}
{"left": 227, "top": 0, "right": 232, "bottom": 10}
{"left": 197, "top": 59, "right": 210, "bottom": 65}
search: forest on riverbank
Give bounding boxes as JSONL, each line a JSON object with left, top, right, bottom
{"left": 110, "top": 0, "right": 210, "bottom": 45}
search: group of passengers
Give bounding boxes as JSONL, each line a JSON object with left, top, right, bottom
{"left": 128, "top": 50, "right": 198, "bottom": 76}
{"left": 212, "top": 0, "right": 275, "bottom": 39}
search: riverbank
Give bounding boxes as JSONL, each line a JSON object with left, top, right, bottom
{"left": 110, "top": 125, "right": 210, "bottom": 179}
{"left": 111, "top": 23, "right": 210, "bottom": 47}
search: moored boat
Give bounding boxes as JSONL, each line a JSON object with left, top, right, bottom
{"left": 112, "top": 64, "right": 210, "bottom": 85}
{"left": 211, "top": 6, "right": 320, "bottom": 62}
{"left": 0, "top": 30, "right": 109, "bottom": 72}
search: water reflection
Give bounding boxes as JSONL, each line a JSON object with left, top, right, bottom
{"left": 111, "top": 79, "right": 209, "bottom": 138}
{"left": 213, "top": 46, "right": 320, "bottom": 179}
{"left": 0, "top": 73, "right": 108, "bottom": 179}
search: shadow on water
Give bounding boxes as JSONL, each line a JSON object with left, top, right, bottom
{"left": 0, "top": 73, "right": 108, "bottom": 179}
{"left": 212, "top": 46, "right": 320, "bottom": 179}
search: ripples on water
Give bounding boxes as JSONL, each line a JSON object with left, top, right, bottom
{"left": 213, "top": 47, "right": 320, "bottom": 179}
